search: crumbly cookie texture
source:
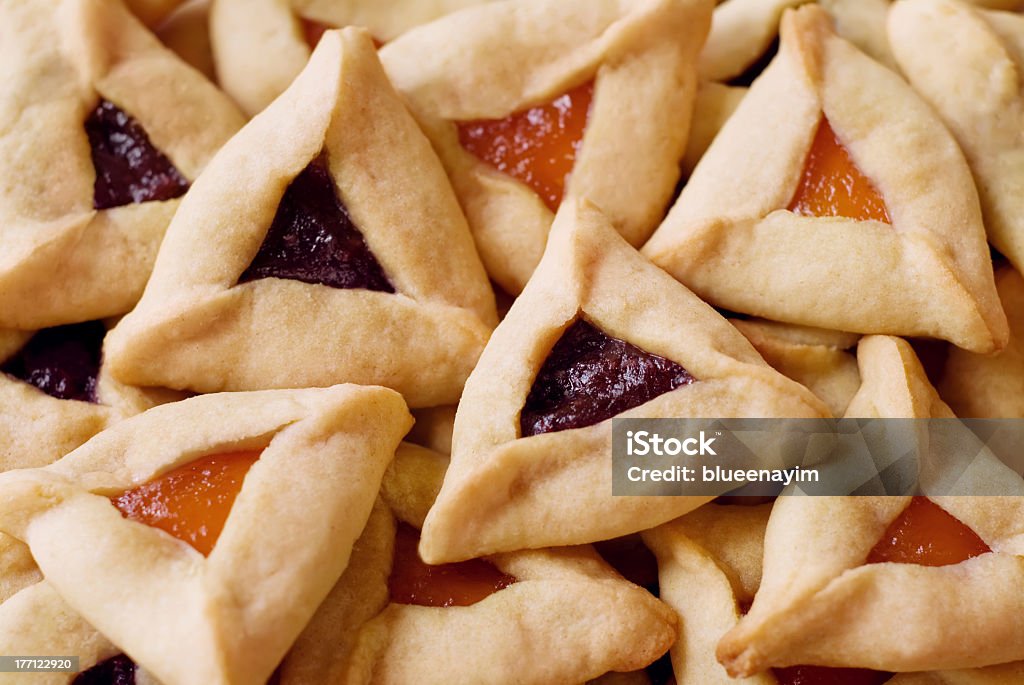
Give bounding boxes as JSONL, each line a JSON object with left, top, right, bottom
{"left": 381, "top": 0, "right": 713, "bottom": 294}
{"left": 105, "top": 29, "right": 497, "bottom": 407}
{"left": 645, "top": 5, "right": 1007, "bottom": 354}
{"left": 0, "top": 0, "right": 244, "bottom": 330}
{"left": 420, "top": 200, "right": 829, "bottom": 563}
{"left": 0, "top": 385, "right": 412, "bottom": 684}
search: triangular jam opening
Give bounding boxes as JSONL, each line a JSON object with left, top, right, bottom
{"left": 389, "top": 522, "right": 515, "bottom": 607}
{"left": 867, "top": 496, "right": 990, "bottom": 567}
{"left": 238, "top": 159, "right": 395, "bottom": 292}
{"left": 1, "top": 320, "right": 105, "bottom": 403}
{"left": 788, "top": 118, "right": 891, "bottom": 224}
{"left": 520, "top": 318, "right": 696, "bottom": 437}
{"left": 72, "top": 654, "right": 137, "bottom": 685}
{"left": 112, "top": 450, "right": 262, "bottom": 557}
{"left": 85, "top": 99, "right": 190, "bottom": 210}
{"left": 457, "top": 82, "right": 593, "bottom": 213}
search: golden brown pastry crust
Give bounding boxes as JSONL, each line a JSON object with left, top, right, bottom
{"left": 731, "top": 319, "right": 861, "bottom": 417}
{"left": 890, "top": 0, "right": 1024, "bottom": 280}
{"left": 0, "top": 0, "right": 244, "bottom": 330}
{"left": 718, "top": 337, "right": 1024, "bottom": 675}
{"left": 125, "top": 0, "right": 188, "bottom": 26}
{"left": 699, "top": 0, "right": 810, "bottom": 82}
{"left": 644, "top": 5, "right": 1008, "bottom": 354}
{"left": 418, "top": 200, "right": 829, "bottom": 563}
{"left": 818, "top": 0, "right": 895, "bottom": 68}
{"left": 380, "top": 0, "right": 713, "bottom": 294}
{"left": 940, "top": 266, "right": 1024, "bottom": 418}
{"left": 0, "top": 325, "right": 181, "bottom": 473}
{"left": 0, "top": 385, "right": 412, "bottom": 685}
{"left": 105, "top": 29, "right": 497, "bottom": 407}
{"left": 156, "top": 0, "right": 215, "bottom": 81}
{"left": 682, "top": 82, "right": 747, "bottom": 177}
{"left": 284, "top": 443, "right": 678, "bottom": 685}
{"left": 644, "top": 504, "right": 774, "bottom": 685}
{"left": 211, "top": 0, "right": 493, "bottom": 115}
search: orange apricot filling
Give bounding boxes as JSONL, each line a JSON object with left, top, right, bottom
{"left": 457, "top": 82, "right": 593, "bottom": 213}
{"left": 111, "top": 450, "right": 261, "bottom": 556}
{"left": 868, "top": 496, "right": 990, "bottom": 566}
{"left": 389, "top": 523, "right": 515, "bottom": 607}
{"left": 771, "top": 497, "right": 987, "bottom": 683}
{"left": 788, "top": 118, "right": 890, "bottom": 223}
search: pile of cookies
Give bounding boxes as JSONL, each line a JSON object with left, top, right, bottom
{"left": 2, "top": 0, "right": 1024, "bottom": 683}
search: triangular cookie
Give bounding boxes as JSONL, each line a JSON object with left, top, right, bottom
{"left": 890, "top": 0, "right": 1024, "bottom": 280}
{"left": 646, "top": 496, "right": 1024, "bottom": 685}
{"left": 281, "top": 442, "right": 678, "bottom": 684}
{"left": 717, "top": 336, "right": 1024, "bottom": 675}
{"left": 211, "top": 0, "right": 492, "bottom": 115}
{"left": 1, "top": 321, "right": 180, "bottom": 472}
{"left": 0, "top": 0, "right": 244, "bottom": 330}
{"left": 418, "top": 200, "right": 829, "bottom": 563}
{"left": 378, "top": 0, "right": 713, "bottom": 294}
{"left": 105, "top": 29, "right": 497, "bottom": 407}
{"left": 0, "top": 385, "right": 412, "bottom": 684}
{"left": 643, "top": 5, "right": 1008, "bottom": 354}
{"left": 941, "top": 266, "right": 1024, "bottom": 418}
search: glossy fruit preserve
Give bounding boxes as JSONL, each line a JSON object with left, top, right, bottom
{"left": 788, "top": 118, "right": 890, "bottom": 223}
{"left": 389, "top": 523, "right": 514, "bottom": 607}
{"left": 458, "top": 82, "right": 593, "bottom": 212}
{"left": 112, "top": 450, "right": 262, "bottom": 556}
{"left": 520, "top": 319, "right": 695, "bottom": 437}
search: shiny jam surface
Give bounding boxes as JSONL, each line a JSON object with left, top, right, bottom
{"left": 773, "top": 665, "right": 891, "bottom": 685}
{"left": 1, "top": 320, "right": 105, "bottom": 403}
{"left": 788, "top": 118, "right": 890, "bottom": 223}
{"left": 238, "top": 160, "right": 394, "bottom": 292}
{"left": 112, "top": 450, "right": 261, "bottom": 556}
{"left": 85, "top": 100, "right": 189, "bottom": 210}
{"left": 389, "top": 523, "right": 514, "bottom": 607}
{"left": 457, "top": 82, "right": 593, "bottom": 212}
{"left": 71, "top": 654, "right": 136, "bottom": 685}
{"left": 520, "top": 319, "right": 695, "bottom": 438}
{"left": 867, "top": 496, "right": 991, "bottom": 567}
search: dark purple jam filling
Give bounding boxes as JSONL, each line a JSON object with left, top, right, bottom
{"left": 85, "top": 100, "right": 189, "bottom": 210}
{"left": 72, "top": 654, "right": 136, "bottom": 685}
{"left": 1, "top": 320, "right": 105, "bottom": 403}
{"left": 519, "top": 319, "right": 695, "bottom": 437}
{"left": 238, "top": 160, "right": 394, "bottom": 292}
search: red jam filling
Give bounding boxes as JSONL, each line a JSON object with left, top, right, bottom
{"left": 112, "top": 450, "right": 261, "bottom": 556}
{"left": 72, "top": 654, "right": 136, "bottom": 685}
{"left": 457, "top": 82, "right": 593, "bottom": 212}
{"left": 867, "top": 496, "right": 990, "bottom": 567}
{"left": 520, "top": 319, "right": 695, "bottom": 437}
{"left": 389, "top": 523, "right": 514, "bottom": 607}
{"left": 788, "top": 118, "right": 890, "bottom": 223}
{"left": 85, "top": 100, "right": 189, "bottom": 210}
{"left": 1, "top": 320, "right": 105, "bottom": 403}
{"left": 301, "top": 17, "right": 331, "bottom": 49}
{"left": 238, "top": 160, "right": 394, "bottom": 292}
